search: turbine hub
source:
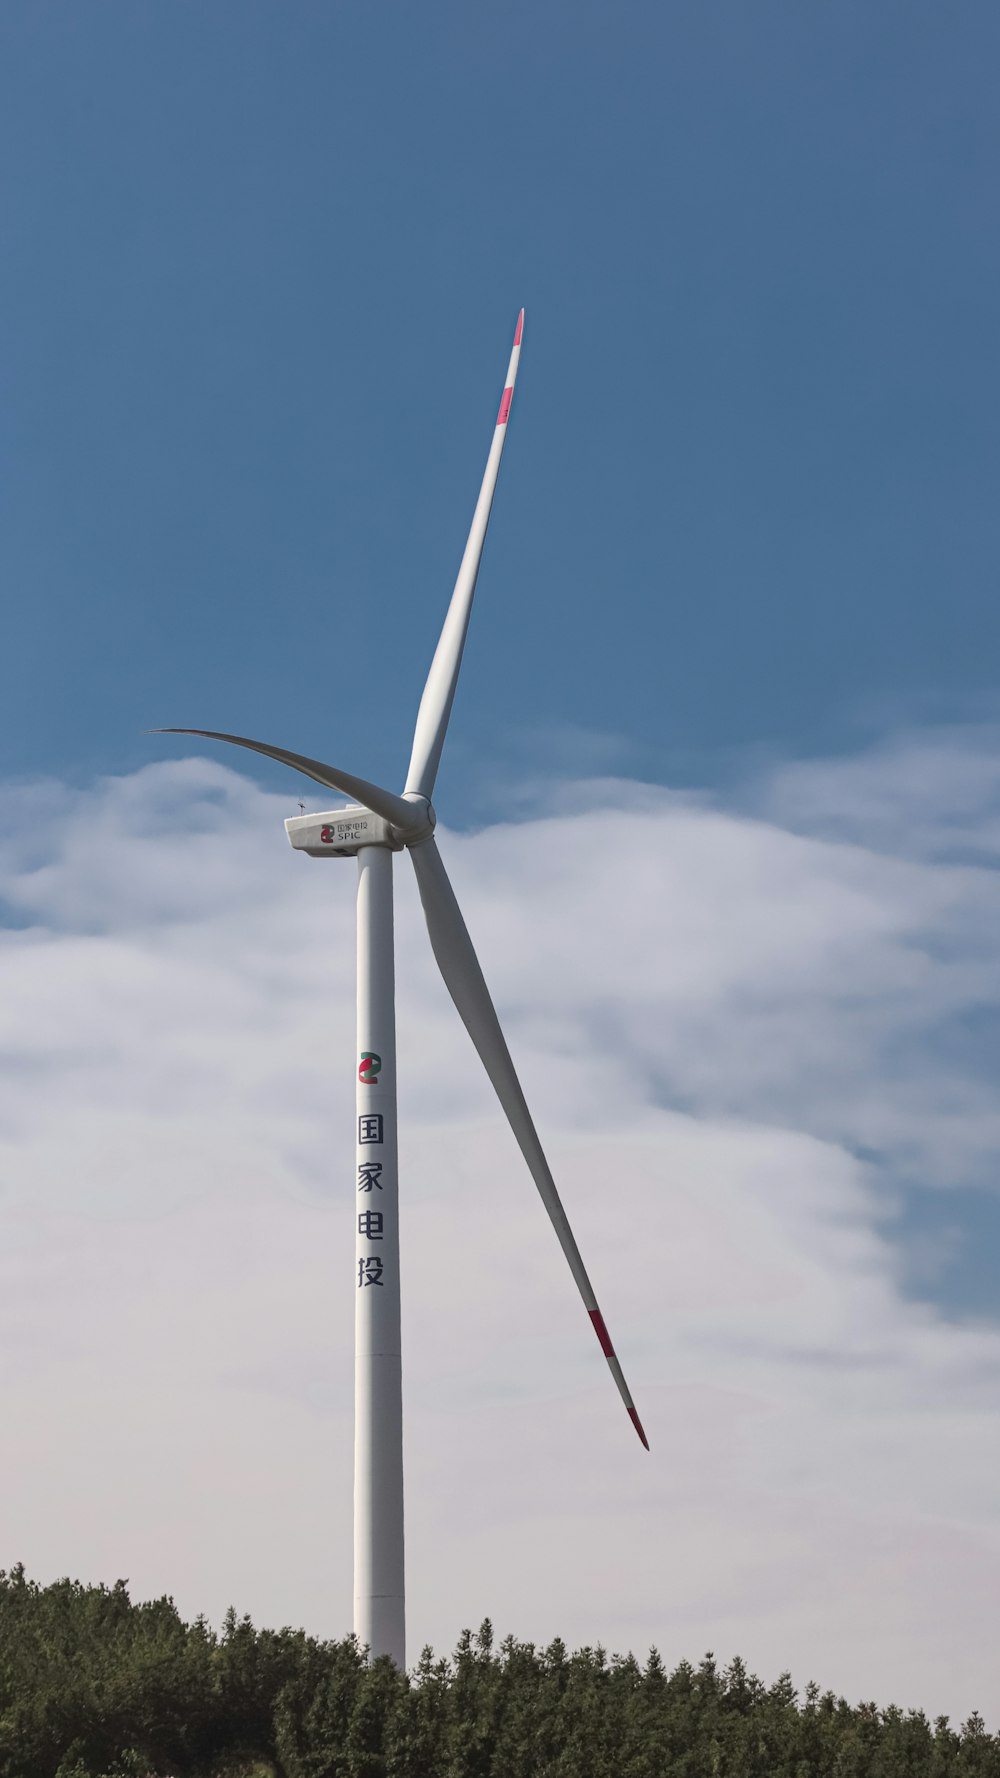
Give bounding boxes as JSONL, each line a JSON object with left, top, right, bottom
{"left": 399, "top": 792, "right": 436, "bottom": 846}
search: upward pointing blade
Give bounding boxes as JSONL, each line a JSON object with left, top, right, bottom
{"left": 151, "top": 730, "right": 425, "bottom": 834}
{"left": 404, "top": 310, "right": 524, "bottom": 803}
{"left": 409, "top": 835, "right": 648, "bottom": 1448}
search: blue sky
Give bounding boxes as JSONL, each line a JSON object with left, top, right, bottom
{"left": 4, "top": 0, "right": 1000, "bottom": 1714}
{"left": 3, "top": 2, "right": 998, "bottom": 794}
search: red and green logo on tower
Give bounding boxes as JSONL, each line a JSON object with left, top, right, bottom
{"left": 358, "top": 1052, "right": 382, "bottom": 1086}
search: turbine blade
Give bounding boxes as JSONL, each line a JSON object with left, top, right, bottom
{"left": 151, "top": 729, "right": 424, "bottom": 834}
{"left": 404, "top": 310, "right": 525, "bottom": 802}
{"left": 409, "top": 834, "right": 648, "bottom": 1448}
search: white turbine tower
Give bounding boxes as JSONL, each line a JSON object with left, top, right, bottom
{"left": 155, "top": 310, "right": 647, "bottom": 1670}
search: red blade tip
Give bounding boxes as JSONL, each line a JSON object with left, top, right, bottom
{"left": 590, "top": 1309, "right": 648, "bottom": 1447}
{"left": 514, "top": 309, "right": 524, "bottom": 346}
{"left": 629, "top": 1406, "right": 650, "bottom": 1450}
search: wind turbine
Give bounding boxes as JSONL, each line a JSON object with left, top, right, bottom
{"left": 155, "top": 310, "right": 647, "bottom": 1670}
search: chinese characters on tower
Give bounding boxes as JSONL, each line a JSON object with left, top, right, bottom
{"left": 357, "top": 1074, "right": 389, "bottom": 1287}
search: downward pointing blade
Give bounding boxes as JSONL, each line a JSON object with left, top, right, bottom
{"left": 151, "top": 730, "right": 424, "bottom": 834}
{"left": 409, "top": 835, "right": 648, "bottom": 1448}
{"left": 404, "top": 310, "right": 525, "bottom": 803}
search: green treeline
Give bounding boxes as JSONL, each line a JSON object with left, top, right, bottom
{"left": 2, "top": 1566, "right": 997, "bottom": 1778}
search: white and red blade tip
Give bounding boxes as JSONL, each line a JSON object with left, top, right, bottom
{"left": 589, "top": 1308, "right": 649, "bottom": 1449}
{"left": 496, "top": 309, "right": 524, "bottom": 426}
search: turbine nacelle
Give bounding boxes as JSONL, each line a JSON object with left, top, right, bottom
{"left": 286, "top": 805, "right": 402, "bottom": 857}
{"left": 285, "top": 800, "right": 435, "bottom": 857}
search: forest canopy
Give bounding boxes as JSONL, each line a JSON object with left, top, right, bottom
{"left": 1, "top": 1565, "right": 997, "bottom": 1778}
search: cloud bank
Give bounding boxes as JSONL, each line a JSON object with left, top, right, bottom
{"left": 2, "top": 731, "right": 1000, "bottom": 1724}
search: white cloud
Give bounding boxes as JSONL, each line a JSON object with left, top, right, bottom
{"left": 2, "top": 739, "right": 1000, "bottom": 1723}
